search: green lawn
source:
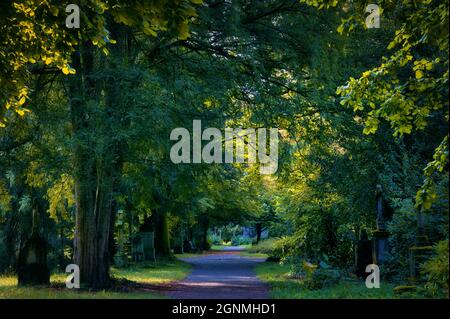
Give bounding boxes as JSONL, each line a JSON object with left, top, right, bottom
{"left": 113, "top": 259, "right": 191, "bottom": 284}
{"left": 210, "top": 244, "right": 228, "bottom": 250}
{"left": 239, "top": 251, "right": 269, "bottom": 258}
{"left": 210, "top": 244, "right": 252, "bottom": 251}
{"left": 255, "top": 262, "right": 400, "bottom": 299}
{"left": 0, "top": 259, "right": 191, "bottom": 299}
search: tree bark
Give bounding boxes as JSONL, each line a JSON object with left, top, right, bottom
{"left": 256, "top": 223, "right": 262, "bottom": 244}
{"left": 199, "top": 215, "right": 210, "bottom": 251}
{"left": 154, "top": 209, "right": 171, "bottom": 257}
{"left": 69, "top": 43, "right": 118, "bottom": 288}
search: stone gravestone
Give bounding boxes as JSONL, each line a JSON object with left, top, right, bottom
{"left": 17, "top": 232, "right": 50, "bottom": 286}
{"left": 409, "top": 185, "right": 433, "bottom": 280}
{"left": 372, "top": 185, "right": 389, "bottom": 265}
{"left": 183, "top": 239, "right": 196, "bottom": 253}
{"left": 123, "top": 241, "right": 132, "bottom": 263}
{"left": 132, "top": 232, "right": 155, "bottom": 262}
{"left": 132, "top": 234, "right": 144, "bottom": 262}
{"left": 140, "top": 232, "right": 156, "bottom": 262}
{"left": 355, "top": 229, "right": 372, "bottom": 277}
{"left": 171, "top": 228, "right": 184, "bottom": 254}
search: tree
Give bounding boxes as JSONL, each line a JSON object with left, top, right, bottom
{"left": 303, "top": 0, "right": 449, "bottom": 210}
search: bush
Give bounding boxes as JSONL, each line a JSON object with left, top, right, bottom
{"left": 221, "top": 224, "right": 241, "bottom": 243}
{"left": 385, "top": 197, "right": 448, "bottom": 281}
{"left": 208, "top": 233, "right": 222, "bottom": 245}
{"left": 309, "top": 266, "right": 341, "bottom": 289}
{"left": 288, "top": 258, "right": 341, "bottom": 290}
{"left": 393, "top": 285, "right": 418, "bottom": 298}
{"left": 421, "top": 239, "right": 449, "bottom": 298}
{"left": 231, "top": 235, "right": 252, "bottom": 246}
{"left": 249, "top": 238, "right": 284, "bottom": 260}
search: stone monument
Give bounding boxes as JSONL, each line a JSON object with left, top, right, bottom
{"left": 132, "top": 232, "right": 155, "bottom": 262}
{"left": 409, "top": 185, "right": 433, "bottom": 280}
{"left": 17, "top": 206, "right": 50, "bottom": 286}
{"left": 355, "top": 229, "right": 373, "bottom": 277}
{"left": 140, "top": 232, "right": 156, "bottom": 262}
{"left": 132, "top": 234, "right": 144, "bottom": 262}
{"left": 372, "top": 185, "right": 389, "bottom": 265}
{"left": 17, "top": 232, "right": 50, "bottom": 286}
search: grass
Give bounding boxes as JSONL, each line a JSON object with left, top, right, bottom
{"left": 175, "top": 248, "right": 264, "bottom": 258}
{"left": 248, "top": 238, "right": 280, "bottom": 255}
{"left": 0, "top": 259, "right": 191, "bottom": 299}
{"left": 239, "top": 251, "right": 269, "bottom": 258}
{"left": 255, "top": 261, "right": 400, "bottom": 299}
{"left": 211, "top": 244, "right": 252, "bottom": 251}
{"left": 112, "top": 259, "right": 191, "bottom": 284}
{"left": 210, "top": 245, "right": 227, "bottom": 250}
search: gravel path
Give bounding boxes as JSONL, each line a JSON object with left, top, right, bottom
{"left": 166, "top": 248, "right": 269, "bottom": 299}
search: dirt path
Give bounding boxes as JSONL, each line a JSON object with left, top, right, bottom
{"left": 166, "top": 248, "right": 269, "bottom": 299}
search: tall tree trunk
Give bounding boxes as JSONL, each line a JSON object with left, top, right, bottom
{"left": 255, "top": 223, "right": 262, "bottom": 244}
{"left": 108, "top": 198, "right": 118, "bottom": 263}
{"left": 154, "top": 209, "right": 171, "bottom": 257}
{"left": 59, "top": 224, "right": 65, "bottom": 271}
{"left": 69, "top": 44, "right": 115, "bottom": 289}
{"left": 199, "top": 215, "right": 209, "bottom": 251}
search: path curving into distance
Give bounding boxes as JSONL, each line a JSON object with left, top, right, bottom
{"left": 166, "top": 248, "right": 269, "bottom": 299}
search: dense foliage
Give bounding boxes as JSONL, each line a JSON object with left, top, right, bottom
{"left": 0, "top": 0, "right": 448, "bottom": 293}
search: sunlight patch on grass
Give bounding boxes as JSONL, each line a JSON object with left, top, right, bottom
{"left": 211, "top": 244, "right": 252, "bottom": 251}
{"left": 239, "top": 251, "right": 269, "bottom": 258}
{"left": 0, "top": 259, "right": 191, "bottom": 299}
{"left": 112, "top": 259, "right": 191, "bottom": 284}
{"left": 210, "top": 245, "right": 227, "bottom": 250}
{"left": 0, "top": 274, "right": 162, "bottom": 299}
{"left": 0, "top": 286, "right": 163, "bottom": 299}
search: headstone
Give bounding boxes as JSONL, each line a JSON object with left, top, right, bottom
{"left": 17, "top": 233, "right": 50, "bottom": 286}
{"left": 140, "top": 232, "right": 156, "bottom": 262}
{"left": 171, "top": 227, "right": 185, "bottom": 254}
{"left": 372, "top": 185, "right": 389, "bottom": 265}
{"left": 409, "top": 245, "right": 433, "bottom": 280}
{"left": 132, "top": 234, "right": 144, "bottom": 262}
{"left": 372, "top": 229, "right": 389, "bottom": 264}
{"left": 355, "top": 229, "right": 372, "bottom": 277}
{"left": 409, "top": 185, "right": 433, "bottom": 280}
{"left": 183, "top": 239, "right": 196, "bottom": 253}
{"left": 123, "top": 241, "right": 132, "bottom": 262}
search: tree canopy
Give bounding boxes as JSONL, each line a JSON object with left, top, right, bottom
{"left": 0, "top": 0, "right": 448, "bottom": 293}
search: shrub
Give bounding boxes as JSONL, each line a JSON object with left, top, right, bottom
{"left": 221, "top": 224, "right": 241, "bottom": 242}
{"left": 286, "top": 257, "right": 341, "bottom": 290}
{"left": 208, "top": 233, "right": 222, "bottom": 245}
{"left": 300, "top": 260, "right": 341, "bottom": 290}
{"left": 421, "top": 239, "right": 449, "bottom": 298}
{"left": 249, "top": 238, "right": 284, "bottom": 260}
{"left": 231, "top": 235, "right": 252, "bottom": 246}
{"left": 393, "top": 285, "right": 418, "bottom": 298}
{"left": 308, "top": 268, "right": 341, "bottom": 290}
{"left": 385, "top": 197, "right": 448, "bottom": 281}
